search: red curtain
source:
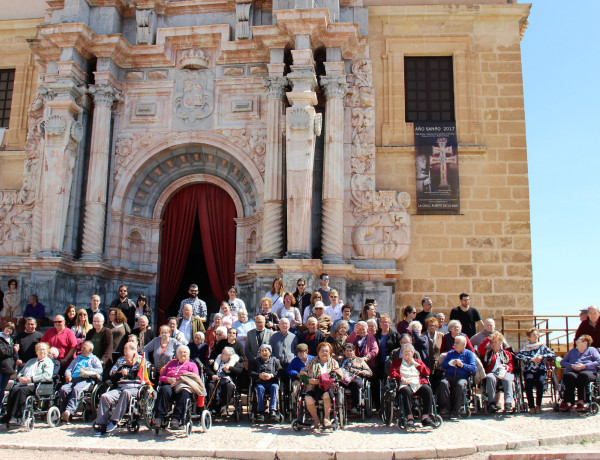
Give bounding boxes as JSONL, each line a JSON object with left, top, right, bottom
{"left": 158, "top": 183, "right": 237, "bottom": 324}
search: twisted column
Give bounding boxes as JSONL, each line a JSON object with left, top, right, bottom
{"left": 260, "top": 76, "right": 288, "bottom": 261}
{"left": 320, "top": 73, "right": 347, "bottom": 264}
{"left": 81, "top": 83, "right": 119, "bottom": 259}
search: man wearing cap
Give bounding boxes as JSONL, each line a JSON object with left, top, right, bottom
{"left": 249, "top": 344, "right": 282, "bottom": 421}
{"left": 298, "top": 317, "right": 325, "bottom": 356}
{"left": 309, "top": 301, "right": 333, "bottom": 334}
{"left": 574, "top": 305, "right": 600, "bottom": 348}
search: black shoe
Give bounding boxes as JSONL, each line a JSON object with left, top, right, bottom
{"left": 0, "top": 415, "right": 9, "bottom": 424}
{"left": 256, "top": 413, "right": 265, "bottom": 422}
{"left": 152, "top": 418, "right": 162, "bottom": 429}
{"left": 406, "top": 418, "right": 415, "bottom": 427}
{"left": 421, "top": 416, "right": 434, "bottom": 427}
{"left": 270, "top": 412, "right": 279, "bottom": 421}
{"left": 170, "top": 419, "right": 181, "bottom": 429}
{"left": 449, "top": 412, "right": 459, "bottom": 420}
{"left": 488, "top": 403, "right": 498, "bottom": 412}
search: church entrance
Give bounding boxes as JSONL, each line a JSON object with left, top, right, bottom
{"left": 158, "top": 183, "right": 237, "bottom": 324}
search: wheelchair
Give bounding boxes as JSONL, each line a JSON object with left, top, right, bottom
{"left": 151, "top": 383, "right": 196, "bottom": 437}
{"left": 61, "top": 376, "right": 109, "bottom": 423}
{"left": 340, "top": 375, "right": 372, "bottom": 422}
{"left": 552, "top": 367, "right": 600, "bottom": 416}
{"left": 3, "top": 377, "right": 61, "bottom": 431}
{"left": 479, "top": 364, "right": 525, "bottom": 414}
{"left": 92, "top": 382, "right": 157, "bottom": 434}
{"left": 291, "top": 381, "right": 346, "bottom": 431}
{"left": 380, "top": 378, "right": 442, "bottom": 430}
{"left": 248, "top": 376, "right": 284, "bottom": 423}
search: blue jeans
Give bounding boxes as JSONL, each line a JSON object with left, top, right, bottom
{"left": 0, "top": 373, "right": 12, "bottom": 410}
{"left": 255, "top": 382, "right": 279, "bottom": 412}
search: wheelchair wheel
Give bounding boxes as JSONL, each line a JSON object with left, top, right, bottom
{"left": 291, "top": 419, "right": 302, "bottom": 431}
{"left": 459, "top": 404, "right": 471, "bottom": 418}
{"left": 91, "top": 382, "right": 108, "bottom": 415}
{"left": 590, "top": 402, "right": 599, "bottom": 415}
{"left": 127, "top": 421, "right": 140, "bottom": 433}
{"left": 82, "top": 408, "right": 90, "bottom": 422}
{"left": 46, "top": 406, "right": 61, "bottom": 427}
{"left": 380, "top": 399, "right": 394, "bottom": 426}
{"left": 364, "top": 387, "right": 372, "bottom": 417}
{"left": 185, "top": 420, "right": 193, "bottom": 437}
{"left": 431, "top": 414, "right": 443, "bottom": 428}
{"left": 201, "top": 410, "right": 212, "bottom": 432}
{"left": 142, "top": 388, "right": 157, "bottom": 429}
{"left": 338, "top": 406, "right": 345, "bottom": 429}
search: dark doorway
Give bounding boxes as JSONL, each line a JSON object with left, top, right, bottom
{"left": 165, "top": 219, "right": 220, "bottom": 321}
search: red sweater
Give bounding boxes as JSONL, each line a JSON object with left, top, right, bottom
{"left": 478, "top": 338, "right": 513, "bottom": 374}
{"left": 41, "top": 327, "right": 77, "bottom": 362}
{"left": 388, "top": 357, "right": 430, "bottom": 385}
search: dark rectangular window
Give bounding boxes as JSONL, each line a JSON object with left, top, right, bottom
{"left": 0, "top": 69, "right": 15, "bottom": 128}
{"left": 405, "top": 57, "right": 455, "bottom": 123}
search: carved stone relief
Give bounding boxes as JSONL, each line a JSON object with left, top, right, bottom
{"left": 212, "top": 128, "right": 266, "bottom": 176}
{"left": 174, "top": 69, "right": 214, "bottom": 130}
{"left": 346, "top": 59, "right": 411, "bottom": 261}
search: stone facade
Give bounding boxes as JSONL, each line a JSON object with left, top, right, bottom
{"left": 0, "top": 0, "right": 532, "bottom": 325}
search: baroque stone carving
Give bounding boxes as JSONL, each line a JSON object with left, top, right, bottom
{"left": 263, "top": 76, "right": 288, "bottom": 100}
{"left": 213, "top": 128, "right": 266, "bottom": 176}
{"left": 287, "top": 106, "right": 311, "bottom": 130}
{"left": 114, "top": 131, "right": 156, "bottom": 181}
{"left": 321, "top": 75, "right": 348, "bottom": 99}
{"left": 44, "top": 114, "right": 67, "bottom": 135}
{"left": 177, "top": 48, "right": 209, "bottom": 70}
{"left": 0, "top": 87, "right": 47, "bottom": 255}
{"left": 314, "top": 113, "right": 322, "bottom": 136}
{"left": 89, "top": 84, "right": 121, "bottom": 108}
{"left": 235, "top": 1, "right": 252, "bottom": 40}
{"left": 346, "top": 59, "right": 412, "bottom": 261}
{"left": 174, "top": 69, "right": 214, "bottom": 126}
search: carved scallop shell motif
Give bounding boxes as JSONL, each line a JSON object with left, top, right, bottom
{"left": 70, "top": 121, "right": 83, "bottom": 142}
{"left": 44, "top": 115, "right": 67, "bottom": 136}
{"left": 287, "top": 106, "right": 310, "bottom": 130}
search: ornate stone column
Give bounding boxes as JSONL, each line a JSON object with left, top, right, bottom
{"left": 261, "top": 71, "right": 288, "bottom": 261}
{"left": 320, "top": 65, "right": 347, "bottom": 264}
{"left": 81, "top": 83, "right": 120, "bottom": 260}
{"left": 39, "top": 73, "right": 84, "bottom": 255}
{"left": 285, "top": 49, "right": 320, "bottom": 259}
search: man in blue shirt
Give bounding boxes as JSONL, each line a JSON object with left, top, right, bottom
{"left": 438, "top": 335, "right": 477, "bottom": 419}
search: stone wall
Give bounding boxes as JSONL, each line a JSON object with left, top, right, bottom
{"left": 369, "top": 4, "right": 532, "bottom": 324}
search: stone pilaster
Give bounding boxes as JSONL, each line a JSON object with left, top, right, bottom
{"left": 285, "top": 49, "right": 319, "bottom": 259}
{"left": 320, "top": 67, "right": 348, "bottom": 264}
{"left": 261, "top": 72, "right": 288, "bottom": 261}
{"left": 81, "top": 82, "right": 120, "bottom": 260}
{"left": 39, "top": 74, "right": 84, "bottom": 255}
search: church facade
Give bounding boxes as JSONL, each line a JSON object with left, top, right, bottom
{"left": 0, "top": 0, "right": 532, "bottom": 322}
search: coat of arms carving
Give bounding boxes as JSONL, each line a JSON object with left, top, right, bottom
{"left": 174, "top": 69, "right": 214, "bottom": 128}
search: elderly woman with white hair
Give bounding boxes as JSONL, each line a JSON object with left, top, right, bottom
{"left": 479, "top": 331, "right": 515, "bottom": 412}
{"left": 152, "top": 345, "right": 203, "bottom": 429}
{"left": 389, "top": 343, "right": 436, "bottom": 427}
{"left": 143, "top": 325, "right": 182, "bottom": 376}
{"left": 347, "top": 321, "right": 379, "bottom": 373}
{"left": 206, "top": 346, "right": 242, "bottom": 416}
{"left": 85, "top": 313, "right": 114, "bottom": 379}
{"left": 132, "top": 315, "right": 155, "bottom": 352}
{"left": 249, "top": 343, "right": 282, "bottom": 421}
{"left": 440, "top": 320, "right": 475, "bottom": 354}
{"left": 408, "top": 320, "right": 430, "bottom": 368}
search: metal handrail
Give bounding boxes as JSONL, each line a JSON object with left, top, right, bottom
{"left": 501, "top": 314, "right": 579, "bottom": 351}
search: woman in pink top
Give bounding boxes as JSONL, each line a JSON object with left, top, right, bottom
{"left": 219, "top": 302, "right": 238, "bottom": 328}
{"left": 152, "top": 345, "right": 199, "bottom": 429}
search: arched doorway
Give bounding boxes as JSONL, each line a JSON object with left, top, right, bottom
{"left": 158, "top": 183, "right": 237, "bottom": 324}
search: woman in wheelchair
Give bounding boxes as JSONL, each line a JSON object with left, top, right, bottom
{"left": 516, "top": 328, "right": 555, "bottom": 414}
{"left": 206, "top": 346, "right": 241, "bottom": 417}
{"left": 299, "top": 342, "right": 342, "bottom": 431}
{"left": 1, "top": 341, "right": 54, "bottom": 425}
{"left": 249, "top": 344, "right": 282, "bottom": 422}
{"left": 339, "top": 343, "right": 372, "bottom": 415}
{"left": 479, "top": 332, "right": 515, "bottom": 412}
{"left": 152, "top": 345, "right": 203, "bottom": 429}
{"left": 93, "top": 342, "right": 142, "bottom": 435}
{"left": 388, "top": 343, "right": 436, "bottom": 427}
{"left": 559, "top": 334, "right": 600, "bottom": 412}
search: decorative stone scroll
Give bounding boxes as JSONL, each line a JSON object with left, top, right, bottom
{"left": 213, "top": 128, "right": 267, "bottom": 176}
{"left": 114, "top": 131, "right": 157, "bottom": 181}
{"left": 0, "top": 86, "right": 50, "bottom": 255}
{"left": 346, "top": 59, "right": 411, "bottom": 261}
{"left": 235, "top": 0, "right": 253, "bottom": 40}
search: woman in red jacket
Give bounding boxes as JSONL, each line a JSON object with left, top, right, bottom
{"left": 478, "top": 331, "right": 514, "bottom": 412}
{"left": 389, "top": 343, "right": 435, "bottom": 427}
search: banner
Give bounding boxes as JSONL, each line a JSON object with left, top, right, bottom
{"left": 414, "top": 122, "right": 460, "bottom": 214}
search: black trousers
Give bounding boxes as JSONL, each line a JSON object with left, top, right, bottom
{"left": 437, "top": 377, "right": 468, "bottom": 414}
{"left": 207, "top": 379, "right": 235, "bottom": 410}
{"left": 562, "top": 371, "right": 595, "bottom": 404}
{"left": 399, "top": 384, "right": 433, "bottom": 416}
{"left": 5, "top": 384, "right": 35, "bottom": 419}
{"left": 524, "top": 370, "right": 546, "bottom": 407}
{"left": 341, "top": 377, "right": 363, "bottom": 409}
{"left": 154, "top": 384, "right": 191, "bottom": 422}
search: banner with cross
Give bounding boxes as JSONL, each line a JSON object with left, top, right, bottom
{"left": 413, "top": 122, "right": 460, "bottom": 214}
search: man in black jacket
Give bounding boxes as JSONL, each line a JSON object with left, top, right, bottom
{"left": 297, "top": 317, "right": 325, "bottom": 356}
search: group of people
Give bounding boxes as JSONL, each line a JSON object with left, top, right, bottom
{"left": 0, "top": 275, "right": 598, "bottom": 434}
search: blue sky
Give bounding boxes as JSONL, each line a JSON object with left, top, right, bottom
{"left": 522, "top": 0, "right": 600, "bottom": 320}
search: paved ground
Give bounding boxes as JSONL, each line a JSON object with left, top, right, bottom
{"left": 0, "top": 408, "right": 599, "bottom": 459}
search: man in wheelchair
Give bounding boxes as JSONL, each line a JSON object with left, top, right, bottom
{"left": 93, "top": 342, "right": 142, "bottom": 435}
{"left": 249, "top": 343, "right": 282, "bottom": 422}
{"left": 0, "top": 341, "right": 54, "bottom": 425}
{"left": 339, "top": 343, "right": 372, "bottom": 415}
{"left": 438, "top": 335, "right": 477, "bottom": 419}
{"left": 59, "top": 341, "right": 103, "bottom": 422}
